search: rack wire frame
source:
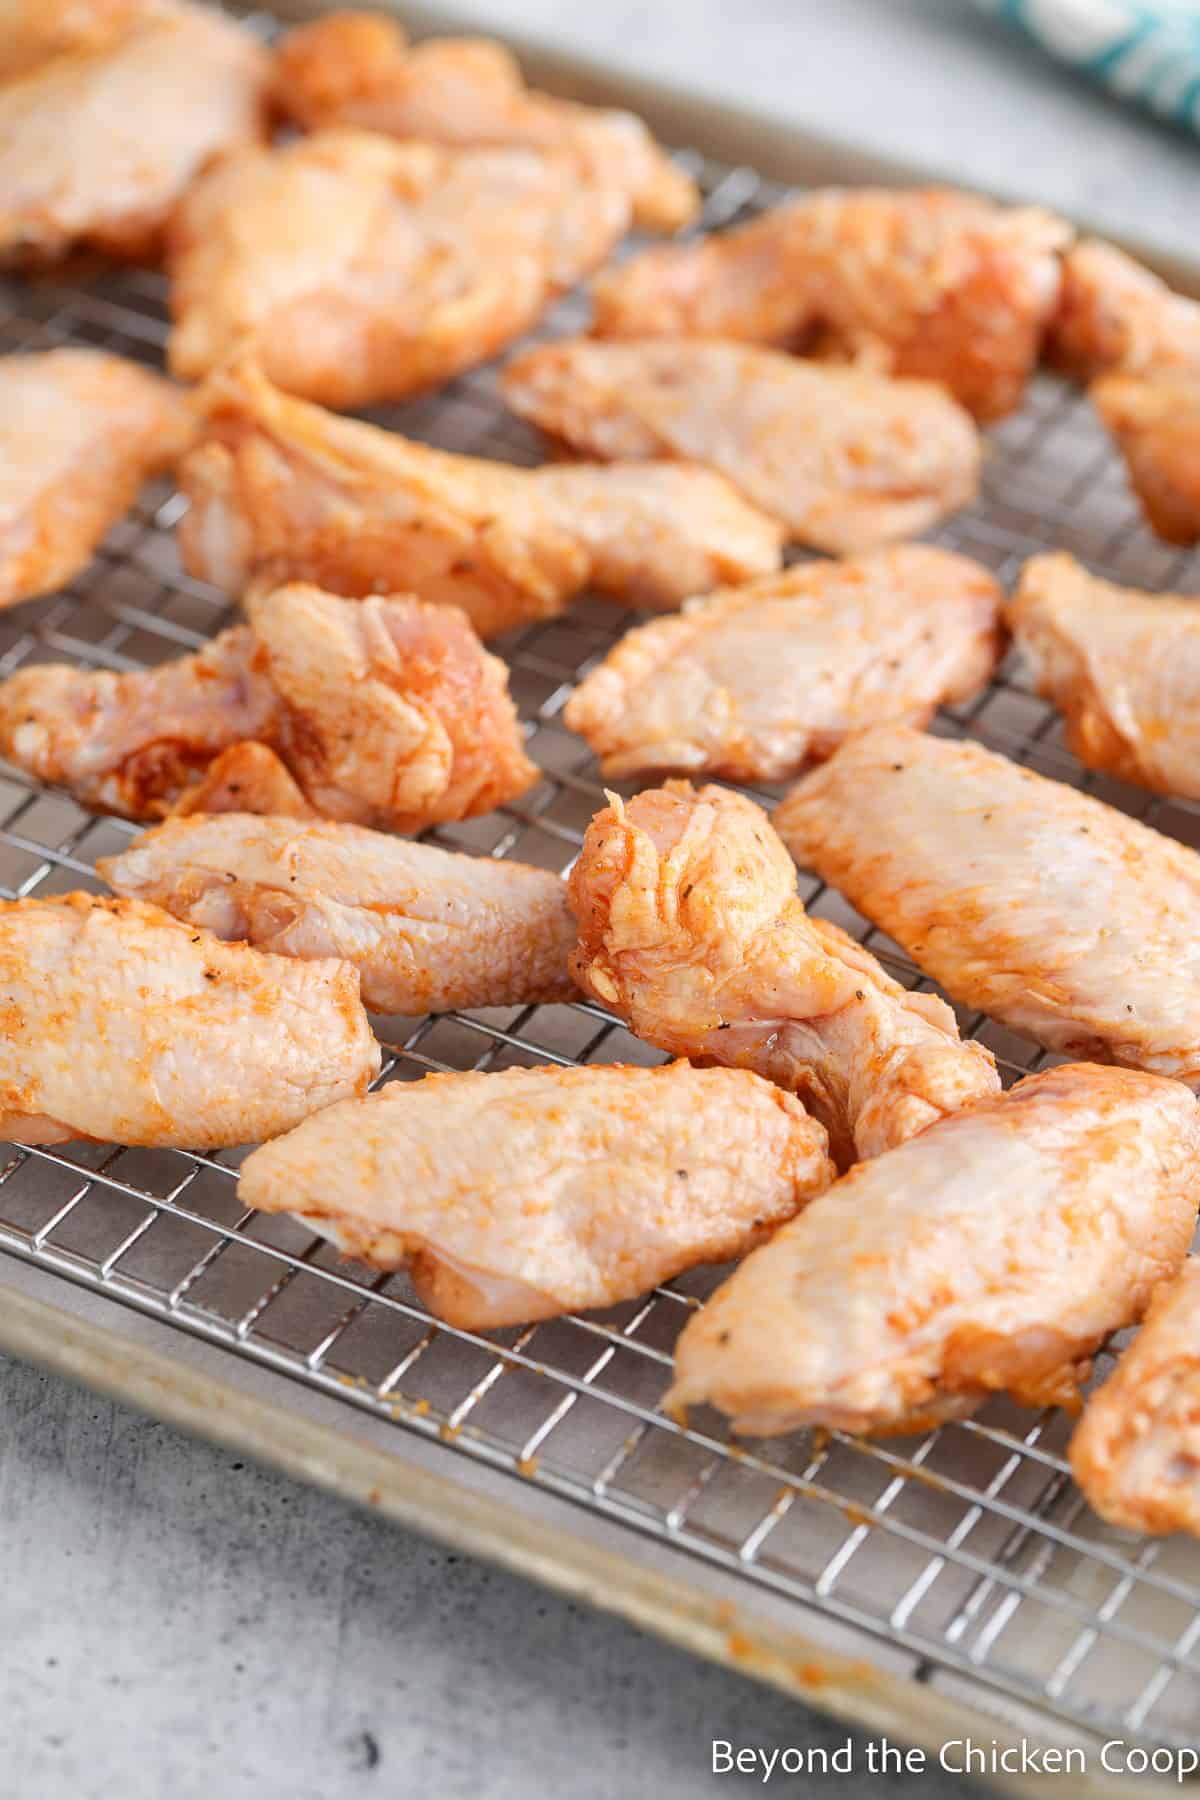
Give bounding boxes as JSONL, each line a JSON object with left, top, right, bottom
{"left": 2, "top": 137, "right": 1200, "bottom": 1767}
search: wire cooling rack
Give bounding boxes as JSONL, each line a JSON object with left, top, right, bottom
{"left": 3, "top": 120, "right": 1200, "bottom": 1775}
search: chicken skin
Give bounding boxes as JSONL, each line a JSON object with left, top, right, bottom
{"left": 1090, "top": 371, "right": 1200, "bottom": 545}
{"left": 1009, "top": 554, "right": 1200, "bottom": 799}
{"left": 0, "top": 349, "right": 193, "bottom": 609}
{"left": 667, "top": 1063, "right": 1199, "bottom": 1438}
{"left": 776, "top": 724, "right": 1200, "bottom": 1084}
{"left": 0, "top": 892, "right": 379, "bottom": 1148}
{"left": 0, "top": 2, "right": 267, "bottom": 265}
{"left": 0, "top": 0, "right": 164, "bottom": 84}
{"left": 0, "top": 585, "right": 536, "bottom": 828}
{"left": 272, "top": 10, "right": 697, "bottom": 233}
{"left": 501, "top": 339, "right": 980, "bottom": 555}
{"left": 167, "top": 130, "right": 628, "bottom": 407}
{"left": 591, "top": 187, "right": 1069, "bottom": 419}
{"left": 237, "top": 1061, "right": 834, "bottom": 1331}
{"left": 564, "top": 547, "right": 1004, "bottom": 782}
{"left": 101, "top": 813, "right": 576, "bottom": 1015}
{"left": 568, "top": 782, "right": 998, "bottom": 1169}
{"left": 1047, "top": 240, "right": 1200, "bottom": 383}
{"left": 177, "top": 362, "right": 783, "bottom": 636}
{"left": 1071, "top": 1258, "right": 1200, "bottom": 1536}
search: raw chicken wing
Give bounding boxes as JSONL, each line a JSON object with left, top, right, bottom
{"left": 177, "top": 361, "right": 782, "bottom": 635}
{"left": 591, "top": 187, "right": 1069, "bottom": 419}
{"left": 1090, "top": 371, "right": 1200, "bottom": 544}
{"left": 0, "top": 892, "right": 379, "bottom": 1148}
{"left": 273, "top": 11, "right": 697, "bottom": 232}
{"left": 1009, "top": 553, "right": 1200, "bottom": 797}
{"left": 501, "top": 338, "right": 980, "bottom": 555}
{"left": 0, "top": 2, "right": 267, "bottom": 264}
{"left": 667, "top": 1063, "right": 1199, "bottom": 1436}
{"left": 237, "top": 1061, "right": 835, "bottom": 1330}
{"left": 565, "top": 546, "right": 1003, "bottom": 781}
{"left": 776, "top": 724, "right": 1200, "bottom": 1083}
{"left": 1047, "top": 240, "right": 1200, "bottom": 382}
{"left": 167, "top": 130, "right": 628, "bottom": 406}
{"left": 0, "top": 0, "right": 163, "bottom": 84}
{"left": 101, "top": 813, "right": 576, "bottom": 1014}
{"left": 568, "top": 782, "right": 998, "bottom": 1168}
{"left": 1072, "top": 1258, "right": 1200, "bottom": 1536}
{"left": 0, "top": 349, "right": 193, "bottom": 608}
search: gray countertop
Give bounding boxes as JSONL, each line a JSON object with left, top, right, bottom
{"left": 3, "top": 4, "right": 1195, "bottom": 1797}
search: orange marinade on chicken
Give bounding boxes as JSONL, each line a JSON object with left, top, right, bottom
{"left": 564, "top": 546, "right": 1004, "bottom": 782}
{"left": 166, "top": 129, "right": 629, "bottom": 408}
{"left": 591, "top": 186, "right": 1070, "bottom": 419}
{"left": 272, "top": 9, "right": 697, "bottom": 233}
{"left": 237, "top": 1061, "right": 835, "bottom": 1331}
{"left": 0, "top": 348, "right": 193, "bottom": 609}
{"left": 501, "top": 337, "right": 980, "bottom": 555}
{"left": 0, "top": 0, "right": 165, "bottom": 84}
{"left": 1046, "top": 239, "right": 1200, "bottom": 382}
{"left": 1071, "top": 1258, "right": 1200, "bottom": 1537}
{"left": 102, "top": 812, "right": 577, "bottom": 1014}
{"left": 568, "top": 781, "right": 998, "bottom": 1169}
{"left": 0, "top": 892, "right": 379, "bottom": 1149}
{"left": 667, "top": 1063, "right": 1199, "bottom": 1438}
{"left": 0, "top": 1, "right": 268, "bottom": 265}
{"left": 177, "top": 361, "right": 783, "bottom": 636}
{"left": 775, "top": 723, "right": 1200, "bottom": 1085}
{"left": 0, "top": 583, "right": 537, "bottom": 828}
{"left": 1090, "top": 370, "right": 1200, "bottom": 544}
{"left": 1009, "top": 553, "right": 1200, "bottom": 799}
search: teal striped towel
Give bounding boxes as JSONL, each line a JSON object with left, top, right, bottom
{"left": 973, "top": 1, "right": 1200, "bottom": 130}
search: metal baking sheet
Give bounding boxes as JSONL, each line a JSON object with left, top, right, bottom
{"left": 0, "top": 8, "right": 1197, "bottom": 1792}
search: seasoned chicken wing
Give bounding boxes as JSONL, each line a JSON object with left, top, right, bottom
{"left": 0, "top": 892, "right": 379, "bottom": 1148}
{"left": 0, "top": 2, "right": 267, "bottom": 265}
{"left": 1071, "top": 1258, "right": 1200, "bottom": 1536}
{"left": 667, "top": 1063, "right": 1199, "bottom": 1437}
{"left": 776, "top": 724, "right": 1200, "bottom": 1083}
{"left": 273, "top": 10, "right": 697, "bottom": 232}
{"left": 501, "top": 339, "right": 980, "bottom": 555}
{"left": 564, "top": 547, "right": 1003, "bottom": 781}
{"left": 591, "top": 187, "right": 1069, "bottom": 419}
{"left": 0, "top": 349, "right": 193, "bottom": 610}
{"left": 0, "top": 585, "right": 536, "bottom": 828}
{"left": 101, "top": 813, "right": 576, "bottom": 1014}
{"left": 1090, "top": 371, "right": 1200, "bottom": 544}
{"left": 177, "top": 362, "right": 782, "bottom": 635}
{"left": 0, "top": 0, "right": 163, "bottom": 84}
{"left": 1009, "top": 554, "right": 1200, "bottom": 798}
{"left": 237, "top": 1061, "right": 834, "bottom": 1331}
{"left": 568, "top": 782, "right": 998, "bottom": 1169}
{"left": 167, "top": 129, "right": 628, "bottom": 407}
{"left": 1047, "top": 240, "right": 1200, "bottom": 383}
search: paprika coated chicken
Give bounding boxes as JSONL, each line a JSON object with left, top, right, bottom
{"left": 0, "top": 584, "right": 536, "bottom": 828}
{"left": 101, "top": 813, "right": 576, "bottom": 1015}
{"left": 0, "top": 893, "right": 379, "bottom": 1149}
{"left": 167, "top": 130, "right": 629, "bottom": 407}
{"left": 0, "top": 348, "right": 193, "bottom": 609}
{"left": 272, "top": 10, "right": 698, "bottom": 233}
{"left": 590, "top": 186, "right": 1070, "bottom": 419}
{"left": 1071, "top": 1258, "right": 1200, "bottom": 1537}
{"left": 667, "top": 1064, "right": 1199, "bottom": 1438}
{"left": 1090, "top": 371, "right": 1200, "bottom": 544}
{"left": 1008, "top": 554, "right": 1200, "bottom": 799}
{"left": 0, "top": 0, "right": 165, "bottom": 85}
{"left": 177, "top": 362, "right": 783, "bottom": 636}
{"left": 0, "top": 0, "right": 267, "bottom": 265}
{"left": 775, "top": 724, "right": 1200, "bottom": 1084}
{"left": 564, "top": 546, "right": 1004, "bottom": 782}
{"left": 568, "top": 782, "right": 998, "bottom": 1170}
{"left": 237, "top": 1062, "right": 835, "bottom": 1331}
{"left": 1047, "top": 240, "right": 1200, "bottom": 382}
{"left": 501, "top": 338, "right": 980, "bottom": 555}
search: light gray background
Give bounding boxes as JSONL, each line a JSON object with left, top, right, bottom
{"left": 3, "top": 3, "right": 1195, "bottom": 1796}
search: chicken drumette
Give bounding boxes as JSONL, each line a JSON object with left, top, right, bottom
{"left": 668, "top": 1063, "right": 1199, "bottom": 1437}
{"left": 177, "top": 361, "right": 782, "bottom": 637}
{"left": 238, "top": 1061, "right": 834, "bottom": 1331}
{"left": 565, "top": 546, "right": 1003, "bottom": 781}
{"left": 568, "top": 782, "right": 998, "bottom": 1169}
{"left": 501, "top": 338, "right": 980, "bottom": 555}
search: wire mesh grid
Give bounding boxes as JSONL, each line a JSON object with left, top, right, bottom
{"left": 1, "top": 137, "right": 1200, "bottom": 1765}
